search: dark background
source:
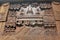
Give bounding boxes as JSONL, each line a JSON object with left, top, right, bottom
{"left": 0, "top": 0, "right": 60, "bottom": 4}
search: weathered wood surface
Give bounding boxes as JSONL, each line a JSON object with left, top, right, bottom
{"left": 0, "top": 2, "right": 59, "bottom": 40}
{"left": 56, "top": 21, "right": 60, "bottom": 40}
{"left": 0, "top": 26, "right": 57, "bottom": 40}
{"left": 0, "top": 3, "right": 9, "bottom": 21}
{"left": 52, "top": 2, "right": 60, "bottom": 20}
{"left": 0, "top": 22, "right": 5, "bottom": 34}
{"left": 0, "top": 22, "right": 58, "bottom": 40}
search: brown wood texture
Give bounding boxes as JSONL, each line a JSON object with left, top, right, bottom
{"left": 52, "top": 2, "right": 60, "bottom": 20}
{"left": 0, "top": 22, "right": 5, "bottom": 34}
{"left": 0, "top": 2, "right": 59, "bottom": 40}
{"left": 56, "top": 21, "right": 60, "bottom": 40}
{"left": 0, "top": 26, "right": 57, "bottom": 40}
{"left": 0, "top": 3, "right": 9, "bottom": 21}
